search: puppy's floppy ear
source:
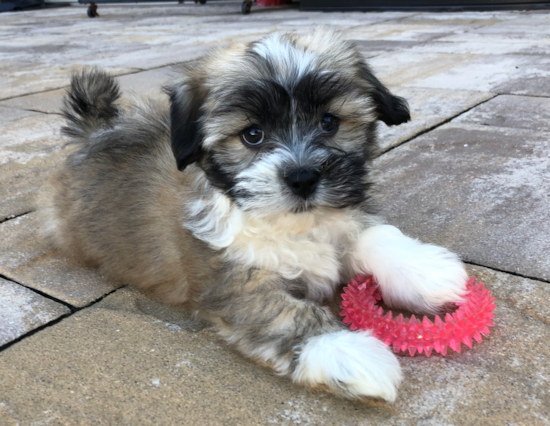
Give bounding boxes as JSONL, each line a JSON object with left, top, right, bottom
{"left": 165, "top": 79, "right": 206, "bottom": 171}
{"left": 359, "top": 63, "right": 410, "bottom": 126}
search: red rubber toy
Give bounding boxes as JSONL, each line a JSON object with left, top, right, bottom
{"left": 340, "top": 275, "right": 495, "bottom": 357}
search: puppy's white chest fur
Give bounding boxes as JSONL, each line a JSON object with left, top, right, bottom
{"left": 184, "top": 176, "right": 363, "bottom": 300}
{"left": 229, "top": 212, "right": 362, "bottom": 300}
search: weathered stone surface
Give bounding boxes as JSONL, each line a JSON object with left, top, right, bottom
{"left": 0, "top": 153, "right": 64, "bottom": 222}
{"left": 353, "top": 39, "right": 421, "bottom": 59}
{"left": 0, "top": 107, "right": 66, "bottom": 221}
{"left": 378, "top": 87, "right": 493, "bottom": 152}
{"left": 347, "top": 11, "right": 521, "bottom": 44}
{"left": 0, "top": 214, "right": 119, "bottom": 307}
{"left": 0, "top": 106, "right": 61, "bottom": 164}
{"left": 0, "top": 277, "right": 69, "bottom": 347}
{"left": 409, "top": 35, "right": 550, "bottom": 56}
{"left": 454, "top": 94, "right": 550, "bottom": 132}
{"left": 0, "top": 66, "right": 177, "bottom": 115}
{"left": 397, "top": 263, "right": 550, "bottom": 425}
{"left": 0, "top": 263, "right": 548, "bottom": 425}
{"left": 0, "top": 5, "right": 413, "bottom": 100}
{"left": 0, "top": 88, "right": 65, "bottom": 115}
{"left": 0, "top": 64, "right": 140, "bottom": 102}
{"left": 457, "top": 12, "right": 550, "bottom": 38}
{"left": 372, "top": 122, "right": 550, "bottom": 281}
{"left": 117, "top": 66, "right": 178, "bottom": 99}
{"left": 370, "top": 51, "right": 550, "bottom": 95}
{"left": 494, "top": 74, "right": 550, "bottom": 98}
{"left": 406, "top": 13, "right": 550, "bottom": 57}
{"left": 347, "top": 23, "right": 448, "bottom": 44}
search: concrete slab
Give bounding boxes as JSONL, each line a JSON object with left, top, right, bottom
{"left": 0, "top": 107, "right": 66, "bottom": 221}
{"left": 493, "top": 75, "right": 550, "bottom": 98}
{"left": 0, "top": 152, "right": 65, "bottom": 222}
{"left": 461, "top": 13, "right": 550, "bottom": 37}
{"left": 0, "top": 66, "right": 177, "bottom": 115}
{"left": 412, "top": 35, "right": 550, "bottom": 56}
{"left": 370, "top": 51, "right": 550, "bottom": 96}
{"left": 0, "top": 88, "right": 65, "bottom": 115}
{"left": 378, "top": 87, "right": 493, "bottom": 152}
{"left": 454, "top": 94, "right": 550, "bottom": 132}
{"left": 372, "top": 122, "right": 550, "bottom": 281}
{"left": 117, "top": 66, "right": 178, "bottom": 98}
{"left": 345, "top": 12, "right": 522, "bottom": 45}
{"left": 400, "top": 11, "right": 522, "bottom": 25}
{"left": 0, "top": 214, "right": 119, "bottom": 308}
{"left": 409, "top": 14, "right": 550, "bottom": 56}
{"left": 354, "top": 40, "right": 420, "bottom": 59}
{"left": 0, "top": 65, "right": 140, "bottom": 102}
{"left": 0, "top": 5, "right": 414, "bottom": 101}
{"left": 0, "top": 263, "right": 548, "bottom": 425}
{"left": 0, "top": 106, "right": 62, "bottom": 163}
{"left": 347, "top": 24, "right": 449, "bottom": 43}
{"left": 0, "top": 277, "right": 70, "bottom": 347}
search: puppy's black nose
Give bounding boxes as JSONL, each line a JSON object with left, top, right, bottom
{"left": 285, "top": 169, "right": 320, "bottom": 199}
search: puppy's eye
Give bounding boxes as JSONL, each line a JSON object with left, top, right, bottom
{"left": 319, "top": 114, "right": 339, "bottom": 134}
{"left": 241, "top": 126, "right": 264, "bottom": 146}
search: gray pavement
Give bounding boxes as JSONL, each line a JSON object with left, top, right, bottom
{"left": 0, "top": 4, "right": 549, "bottom": 425}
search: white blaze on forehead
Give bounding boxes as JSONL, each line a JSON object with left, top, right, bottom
{"left": 252, "top": 34, "right": 318, "bottom": 82}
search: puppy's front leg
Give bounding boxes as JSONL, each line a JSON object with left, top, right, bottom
{"left": 198, "top": 268, "right": 401, "bottom": 402}
{"left": 352, "top": 225, "right": 468, "bottom": 314}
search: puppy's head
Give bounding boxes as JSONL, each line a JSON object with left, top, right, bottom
{"left": 167, "top": 30, "right": 409, "bottom": 217}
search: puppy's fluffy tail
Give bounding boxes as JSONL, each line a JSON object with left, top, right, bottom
{"left": 62, "top": 68, "right": 121, "bottom": 140}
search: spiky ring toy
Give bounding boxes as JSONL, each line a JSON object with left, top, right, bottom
{"left": 340, "top": 275, "right": 495, "bottom": 357}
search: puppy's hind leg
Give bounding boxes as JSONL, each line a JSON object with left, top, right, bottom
{"left": 198, "top": 269, "right": 402, "bottom": 402}
{"left": 352, "top": 225, "right": 468, "bottom": 315}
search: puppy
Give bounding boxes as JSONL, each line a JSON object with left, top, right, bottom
{"left": 39, "top": 30, "right": 467, "bottom": 402}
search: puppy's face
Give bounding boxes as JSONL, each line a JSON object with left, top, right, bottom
{"left": 168, "top": 31, "right": 409, "bottom": 217}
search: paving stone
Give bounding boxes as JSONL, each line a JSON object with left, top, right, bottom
{"left": 0, "top": 278, "right": 70, "bottom": 347}
{"left": 0, "top": 106, "right": 61, "bottom": 159}
{"left": 346, "top": 11, "right": 521, "bottom": 46}
{"left": 347, "top": 24, "right": 449, "bottom": 43}
{"left": 0, "top": 107, "right": 66, "bottom": 221}
{"left": 461, "top": 12, "right": 550, "bottom": 37}
{"left": 400, "top": 11, "right": 522, "bottom": 25}
{"left": 354, "top": 39, "right": 422, "bottom": 58}
{"left": 0, "top": 5, "right": 413, "bottom": 101}
{"left": 397, "top": 263, "right": 550, "bottom": 425}
{"left": 493, "top": 74, "right": 550, "bottom": 98}
{"left": 0, "top": 153, "right": 65, "bottom": 222}
{"left": 370, "top": 51, "right": 550, "bottom": 96}
{"left": 0, "top": 89, "right": 65, "bottom": 114}
{"left": 0, "top": 66, "right": 177, "bottom": 115}
{"left": 372, "top": 122, "right": 550, "bottom": 282}
{"left": 116, "top": 65, "right": 179, "bottom": 99}
{"left": 377, "top": 87, "right": 493, "bottom": 152}
{"left": 0, "top": 65, "right": 140, "bottom": 102}
{"left": 0, "top": 263, "right": 548, "bottom": 425}
{"left": 454, "top": 94, "right": 550, "bottom": 132}
{"left": 411, "top": 35, "right": 550, "bottom": 56}
{"left": 0, "top": 214, "right": 119, "bottom": 307}
{"left": 407, "top": 14, "right": 550, "bottom": 56}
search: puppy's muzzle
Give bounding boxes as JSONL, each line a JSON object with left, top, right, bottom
{"left": 285, "top": 168, "right": 320, "bottom": 199}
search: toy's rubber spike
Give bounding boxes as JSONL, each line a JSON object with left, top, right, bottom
{"left": 340, "top": 275, "right": 496, "bottom": 357}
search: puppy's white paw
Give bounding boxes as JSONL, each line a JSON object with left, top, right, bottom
{"left": 292, "top": 330, "right": 402, "bottom": 402}
{"left": 354, "top": 225, "right": 468, "bottom": 314}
